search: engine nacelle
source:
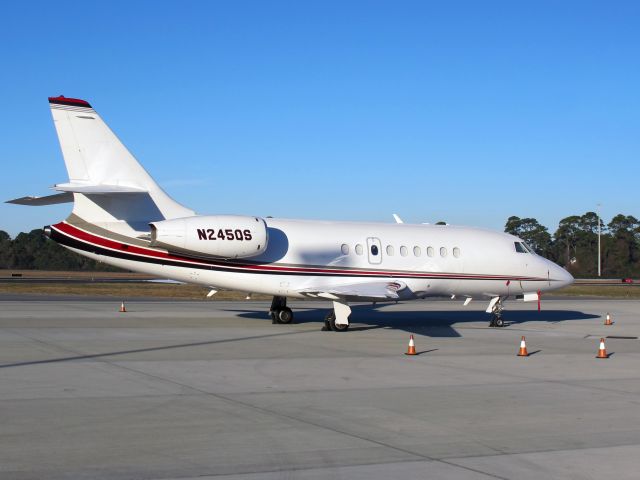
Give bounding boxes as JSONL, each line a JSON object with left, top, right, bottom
{"left": 150, "top": 215, "right": 268, "bottom": 259}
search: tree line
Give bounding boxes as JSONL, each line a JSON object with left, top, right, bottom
{"left": 0, "top": 229, "right": 120, "bottom": 271}
{"left": 1, "top": 212, "right": 638, "bottom": 277}
{"left": 505, "top": 213, "right": 639, "bottom": 278}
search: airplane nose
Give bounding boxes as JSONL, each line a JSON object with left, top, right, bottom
{"left": 554, "top": 263, "right": 574, "bottom": 288}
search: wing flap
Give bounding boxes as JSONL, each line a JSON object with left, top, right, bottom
{"left": 298, "top": 280, "right": 406, "bottom": 300}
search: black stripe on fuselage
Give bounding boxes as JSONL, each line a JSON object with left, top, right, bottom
{"left": 51, "top": 226, "right": 547, "bottom": 282}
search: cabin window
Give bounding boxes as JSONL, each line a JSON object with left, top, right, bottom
{"left": 355, "top": 244, "right": 364, "bottom": 255}
{"left": 400, "top": 246, "right": 408, "bottom": 257}
{"left": 341, "top": 244, "right": 349, "bottom": 255}
{"left": 514, "top": 242, "right": 528, "bottom": 253}
{"left": 413, "top": 246, "right": 421, "bottom": 257}
{"left": 440, "top": 247, "right": 447, "bottom": 257}
{"left": 371, "top": 244, "right": 379, "bottom": 256}
{"left": 386, "top": 245, "right": 394, "bottom": 256}
{"left": 427, "top": 246, "right": 434, "bottom": 257}
{"left": 453, "top": 247, "right": 461, "bottom": 258}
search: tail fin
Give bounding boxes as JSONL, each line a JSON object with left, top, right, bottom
{"left": 48, "top": 96, "right": 194, "bottom": 233}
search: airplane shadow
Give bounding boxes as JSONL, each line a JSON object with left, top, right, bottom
{"left": 228, "top": 305, "right": 600, "bottom": 338}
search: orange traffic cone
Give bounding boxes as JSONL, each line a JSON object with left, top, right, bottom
{"left": 119, "top": 301, "right": 127, "bottom": 313}
{"left": 604, "top": 313, "right": 613, "bottom": 326}
{"left": 517, "top": 336, "right": 529, "bottom": 357}
{"left": 405, "top": 335, "right": 417, "bottom": 355}
{"left": 596, "top": 338, "right": 609, "bottom": 359}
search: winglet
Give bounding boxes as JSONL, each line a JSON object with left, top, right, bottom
{"left": 392, "top": 214, "right": 404, "bottom": 224}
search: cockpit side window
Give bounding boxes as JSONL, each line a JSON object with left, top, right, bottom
{"left": 514, "top": 242, "right": 528, "bottom": 253}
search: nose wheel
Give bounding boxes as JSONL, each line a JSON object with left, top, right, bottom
{"left": 270, "top": 296, "right": 294, "bottom": 324}
{"left": 488, "top": 297, "right": 505, "bottom": 327}
{"left": 489, "top": 313, "right": 504, "bottom": 328}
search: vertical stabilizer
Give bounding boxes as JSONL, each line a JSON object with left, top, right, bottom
{"left": 48, "top": 96, "right": 194, "bottom": 232}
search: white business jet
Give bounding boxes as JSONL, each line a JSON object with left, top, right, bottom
{"left": 7, "top": 97, "right": 573, "bottom": 331}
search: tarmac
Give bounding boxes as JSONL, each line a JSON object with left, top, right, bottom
{"left": 1, "top": 296, "right": 639, "bottom": 479}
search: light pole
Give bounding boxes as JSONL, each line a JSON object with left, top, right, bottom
{"left": 597, "top": 203, "right": 601, "bottom": 277}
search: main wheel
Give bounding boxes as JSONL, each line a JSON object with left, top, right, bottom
{"left": 277, "top": 307, "right": 294, "bottom": 324}
{"left": 323, "top": 311, "right": 335, "bottom": 331}
{"left": 494, "top": 316, "right": 504, "bottom": 327}
{"left": 331, "top": 320, "right": 349, "bottom": 332}
{"left": 327, "top": 311, "right": 349, "bottom": 332}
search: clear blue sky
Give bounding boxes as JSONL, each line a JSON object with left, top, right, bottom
{"left": 1, "top": 0, "right": 638, "bottom": 237}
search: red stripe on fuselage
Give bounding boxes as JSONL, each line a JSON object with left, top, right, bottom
{"left": 53, "top": 222, "right": 548, "bottom": 281}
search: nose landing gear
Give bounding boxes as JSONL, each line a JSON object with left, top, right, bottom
{"left": 487, "top": 296, "right": 506, "bottom": 328}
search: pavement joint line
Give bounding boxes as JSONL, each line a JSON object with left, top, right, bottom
{"left": 149, "top": 458, "right": 506, "bottom": 480}
{"left": 442, "top": 439, "right": 640, "bottom": 462}
{"left": 4, "top": 327, "right": 510, "bottom": 480}
{"left": 114, "top": 365, "right": 511, "bottom": 480}
{"left": 0, "top": 328, "right": 319, "bottom": 369}
{"left": 5, "top": 328, "right": 640, "bottom": 400}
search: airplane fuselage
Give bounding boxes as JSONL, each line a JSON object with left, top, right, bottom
{"left": 50, "top": 217, "right": 572, "bottom": 301}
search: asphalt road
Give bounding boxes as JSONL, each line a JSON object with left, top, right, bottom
{"left": 1, "top": 297, "right": 639, "bottom": 479}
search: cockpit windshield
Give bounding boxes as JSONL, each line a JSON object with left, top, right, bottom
{"left": 514, "top": 242, "right": 529, "bottom": 253}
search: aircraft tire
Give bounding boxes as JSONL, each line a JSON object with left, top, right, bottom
{"left": 323, "top": 311, "right": 335, "bottom": 331}
{"left": 328, "top": 312, "right": 349, "bottom": 332}
{"left": 277, "top": 307, "right": 294, "bottom": 324}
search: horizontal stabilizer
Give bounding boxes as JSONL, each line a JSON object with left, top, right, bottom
{"left": 53, "top": 182, "right": 147, "bottom": 194}
{"left": 5, "top": 192, "right": 73, "bottom": 206}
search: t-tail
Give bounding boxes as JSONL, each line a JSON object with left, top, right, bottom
{"left": 7, "top": 96, "right": 194, "bottom": 237}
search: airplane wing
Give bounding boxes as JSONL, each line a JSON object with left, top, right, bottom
{"left": 297, "top": 280, "right": 406, "bottom": 301}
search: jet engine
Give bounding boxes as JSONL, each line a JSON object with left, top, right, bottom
{"left": 149, "top": 215, "right": 268, "bottom": 259}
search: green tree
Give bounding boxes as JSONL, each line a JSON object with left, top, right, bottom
{"left": 4, "top": 229, "right": 121, "bottom": 271}
{"left": 604, "top": 215, "right": 639, "bottom": 277}
{"left": 553, "top": 214, "right": 600, "bottom": 274}
{"left": 552, "top": 212, "right": 639, "bottom": 277}
{"left": 0, "top": 230, "right": 11, "bottom": 269}
{"left": 504, "top": 216, "right": 552, "bottom": 257}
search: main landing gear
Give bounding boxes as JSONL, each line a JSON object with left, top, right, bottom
{"left": 269, "top": 297, "right": 352, "bottom": 331}
{"left": 488, "top": 296, "right": 505, "bottom": 328}
{"left": 322, "top": 301, "right": 351, "bottom": 332}
{"left": 270, "top": 296, "right": 293, "bottom": 324}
